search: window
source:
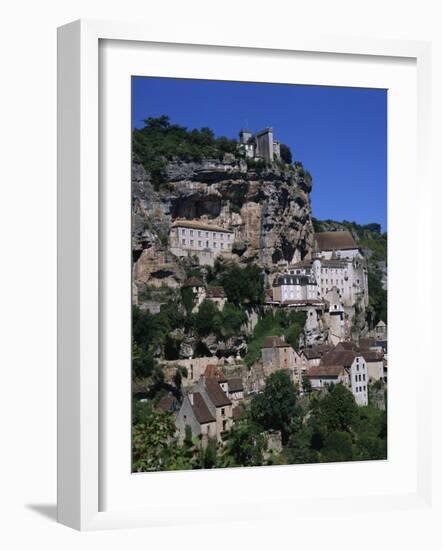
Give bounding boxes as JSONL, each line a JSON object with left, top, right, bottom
{"left": 222, "top": 420, "right": 227, "bottom": 431}
{"left": 221, "top": 243, "right": 224, "bottom": 249}
{"left": 190, "top": 230, "right": 193, "bottom": 236}
{"left": 221, "top": 233, "right": 224, "bottom": 239}
{"left": 182, "top": 239, "right": 186, "bottom": 245}
{"left": 213, "top": 242, "right": 217, "bottom": 248}
{"left": 363, "top": 374, "right": 366, "bottom": 381}
{"left": 181, "top": 229, "right": 186, "bottom": 235}
{"left": 228, "top": 234, "right": 231, "bottom": 240}
{"left": 221, "top": 408, "right": 225, "bottom": 416}
{"left": 198, "top": 231, "right": 202, "bottom": 237}
{"left": 198, "top": 241, "right": 202, "bottom": 247}
{"left": 206, "top": 241, "right": 209, "bottom": 247}
{"left": 190, "top": 240, "right": 194, "bottom": 246}
{"left": 205, "top": 231, "right": 209, "bottom": 237}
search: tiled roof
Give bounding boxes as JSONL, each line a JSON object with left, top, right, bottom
{"left": 191, "top": 392, "right": 215, "bottom": 424}
{"left": 204, "top": 364, "right": 227, "bottom": 382}
{"left": 335, "top": 341, "right": 358, "bottom": 351}
{"left": 206, "top": 286, "right": 226, "bottom": 299}
{"left": 205, "top": 378, "right": 232, "bottom": 407}
{"left": 172, "top": 219, "right": 233, "bottom": 233}
{"left": 359, "top": 337, "right": 375, "bottom": 350}
{"left": 314, "top": 231, "right": 358, "bottom": 251}
{"left": 301, "top": 345, "right": 331, "bottom": 359}
{"left": 227, "top": 377, "right": 244, "bottom": 393}
{"left": 261, "top": 335, "right": 290, "bottom": 349}
{"left": 306, "top": 365, "right": 345, "bottom": 377}
{"left": 361, "top": 350, "right": 384, "bottom": 362}
{"left": 321, "top": 349, "right": 357, "bottom": 368}
{"left": 183, "top": 276, "right": 204, "bottom": 288}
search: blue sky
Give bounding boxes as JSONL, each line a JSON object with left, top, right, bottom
{"left": 132, "top": 77, "right": 387, "bottom": 231}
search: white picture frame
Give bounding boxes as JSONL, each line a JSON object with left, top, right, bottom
{"left": 57, "top": 19, "right": 433, "bottom": 531}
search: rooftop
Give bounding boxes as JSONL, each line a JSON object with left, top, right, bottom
{"left": 183, "top": 276, "right": 204, "bottom": 288}
{"left": 206, "top": 286, "right": 226, "bottom": 299}
{"left": 321, "top": 348, "right": 358, "bottom": 368}
{"left": 261, "top": 335, "right": 291, "bottom": 349}
{"left": 314, "top": 231, "right": 358, "bottom": 251}
{"left": 204, "top": 364, "right": 227, "bottom": 383}
{"left": 191, "top": 393, "right": 215, "bottom": 424}
{"left": 306, "top": 365, "right": 345, "bottom": 377}
{"left": 205, "top": 378, "right": 232, "bottom": 407}
{"left": 301, "top": 344, "right": 332, "bottom": 360}
{"left": 227, "top": 377, "right": 244, "bottom": 393}
{"left": 172, "top": 219, "right": 233, "bottom": 233}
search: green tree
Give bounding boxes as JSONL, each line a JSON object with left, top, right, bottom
{"left": 279, "top": 143, "right": 293, "bottom": 164}
{"left": 321, "top": 431, "right": 354, "bottom": 462}
{"left": 132, "top": 401, "right": 191, "bottom": 471}
{"left": 317, "top": 384, "right": 359, "bottom": 432}
{"left": 250, "top": 371, "right": 300, "bottom": 444}
{"left": 225, "top": 419, "right": 267, "bottom": 466}
{"left": 194, "top": 299, "right": 222, "bottom": 336}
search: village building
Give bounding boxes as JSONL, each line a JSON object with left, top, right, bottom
{"left": 182, "top": 278, "right": 227, "bottom": 312}
{"left": 226, "top": 378, "right": 244, "bottom": 402}
{"left": 169, "top": 219, "right": 234, "bottom": 266}
{"left": 374, "top": 320, "right": 387, "bottom": 340}
{"left": 238, "top": 127, "right": 281, "bottom": 162}
{"left": 205, "top": 286, "right": 227, "bottom": 310}
{"left": 176, "top": 379, "right": 233, "bottom": 444}
{"left": 299, "top": 344, "right": 332, "bottom": 370}
{"left": 176, "top": 392, "right": 217, "bottom": 445}
{"left": 306, "top": 345, "right": 369, "bottom": 406}
{"left": 260, "top": 335, "right": 303, "bottom": 385}
{"left": 361, "top": 349, "right": 386, "bottom": 382}
{"left": 306, "top": 365, "right": 349, "bottom": 389}
{"left": 272, "top": 231, "right": 369, "bottom": 311}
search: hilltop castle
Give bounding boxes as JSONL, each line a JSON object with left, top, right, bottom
{"left": 238, "top": 127, "right": 281, "bottom": 162}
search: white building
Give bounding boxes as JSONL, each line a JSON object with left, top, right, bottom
{"left": 169, "top": 219, "right": 234, "bottom": 266}
{"left": 272, "top": 231, "right": 369, "bottom": 309}
{"left": 306, "top": 345, "right": 369, "bottom": 406}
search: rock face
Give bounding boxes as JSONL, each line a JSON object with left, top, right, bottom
{"left": 132, "top": 158, "right": 315, "bottom": 293}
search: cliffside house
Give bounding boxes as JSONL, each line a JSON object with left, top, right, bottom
{"left": 260, "top": 335, "right": 303, "bottom": 385}
{"left": 169, "top": 219, "right": 234, "bottom": 266}
{"left": 374, "top": 320, "right": 388, "bottom": 340}
{"left": 273, "top": 231, "right": 368, "bottom": 310}
{"left": 182, "top": 278, "right": 227, "bottom": 312}
{"left": 205, "top": 286, "right": 227, "bottom": 310}
{"left": 238, "top": 127, "right": 281, "bottom": 162}
{"left": 305, "top": 345, "right": 369, "bottom": 406}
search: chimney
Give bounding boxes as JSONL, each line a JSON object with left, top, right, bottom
{"left": 189, "top": 393, "right": 194, "bottom": 406}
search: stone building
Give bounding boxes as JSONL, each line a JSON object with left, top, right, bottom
{"left": 272, "top": 230, "right": 369, "bottom": 310}
{"left": 169, "top": 219, "right": 234, "bottom": 266}
{"left": 260, "top": 335, "right": 303, "bottom": 385}
{"left": 306, "top": 345, "right": 369, "bottom": 406}
{"left": 239, "top": 127, "right": 281, "bottom": 162}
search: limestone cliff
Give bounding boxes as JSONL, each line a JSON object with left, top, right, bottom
{"left": 132, "top": 156, "right": 315, "bottom": 294}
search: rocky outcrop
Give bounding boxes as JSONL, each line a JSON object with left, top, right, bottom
{"left": 132, "top": 157, "right": 315, "bottom": 293}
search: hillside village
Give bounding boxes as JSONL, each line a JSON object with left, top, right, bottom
{"left": 131, "top": 117, "right": 388, "bottom": 471}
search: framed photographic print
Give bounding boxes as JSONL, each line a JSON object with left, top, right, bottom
{"left": 57, "top": 19, "right": 433, "bottom": 530}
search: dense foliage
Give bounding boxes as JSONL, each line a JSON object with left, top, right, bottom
{"left": 133, "top": 115, "right": 239, "bottom": 189}
{"left": 244, "top": 309, "right": 307, "bottom": 367}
